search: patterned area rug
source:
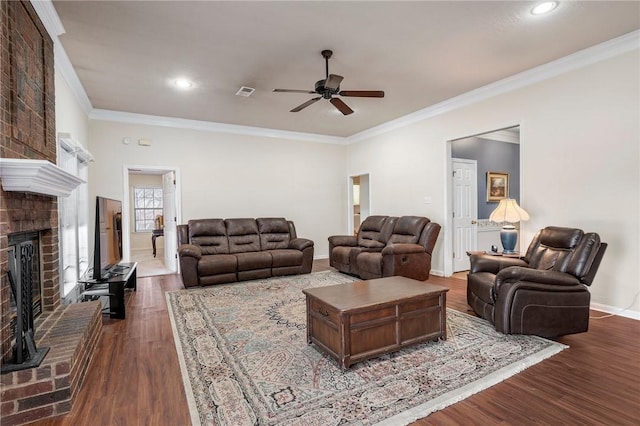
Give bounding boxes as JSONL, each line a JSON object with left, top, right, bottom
{"left": 166, "top": 271, "right": 566, "bottom": 426}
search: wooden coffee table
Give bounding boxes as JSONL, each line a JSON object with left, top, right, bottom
{"left": 302, "top": 276, "right": 449, "bottom": 369}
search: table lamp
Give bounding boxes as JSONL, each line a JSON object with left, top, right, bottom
{"left": 489, "top": 198, "right": 530, "bottom": 253}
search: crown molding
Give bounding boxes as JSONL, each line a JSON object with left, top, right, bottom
{"left": 347, "top": 30, "right": 640, "bottom": 144}
{"left": 89, "top": 110, "right": 347, "bottom": 145}
{"left": 31, "top": 0, "right": 93, "bottom": 115}
{"left": 29, "top": 1, "right": 639, "bottom": 145}
{"left": 30, "top": 0, "right": 64, "bottom": 36}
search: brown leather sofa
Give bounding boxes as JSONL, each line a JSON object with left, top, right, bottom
{"left": 328, "top": 215, "right": 441, "bottom": 281}
{"left": 177, "top": 217, "right": 314, "bottom": 287}
{"left": 467, "top": 226, "right": 607, "bottom": 337}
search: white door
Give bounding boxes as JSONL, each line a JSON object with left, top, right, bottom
{"left": 452, "top": 159, "right": 478, "bottom": 272}
{"left": 162, "top": 171, "right": 177, "bottom": 272}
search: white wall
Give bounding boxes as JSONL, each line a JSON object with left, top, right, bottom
{"left": 54, "top": 68, "right": 89, "bottom": 148}
{"left": 82, "top": 47, "right": 638, "bottom": 317}
{"left": 87, "top": 122, "right": 347, "bottom": 258}
{"left": 347, "top": 50, "right": 639, "bottom": 317}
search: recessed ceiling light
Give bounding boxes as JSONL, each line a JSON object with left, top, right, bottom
{"left": 531, "top": 1, "right": 558, "bottom": 15}
{"left": 174, "top": 78, "right": 193, "bottom": 89}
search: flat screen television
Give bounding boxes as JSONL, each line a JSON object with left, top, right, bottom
{"left": 92, "top": 196, "right": 123, "bottom": 280}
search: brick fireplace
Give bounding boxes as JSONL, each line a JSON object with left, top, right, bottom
{"left": 1, "top": 0, "right": 59, "bottom": 367}
{"left": 1, "top": 2, "right": 102, "bottom": 424}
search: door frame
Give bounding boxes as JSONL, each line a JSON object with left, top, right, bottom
{"left": 444, "top": 123, "right": 523, "bottom": 277}
{"left": 121, "top": 165, "right": 182, "bottom": 271}
{"left": 348, "top": 173, "right": 370, "bottom": 235}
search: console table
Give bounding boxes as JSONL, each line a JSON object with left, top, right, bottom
{"left": 80, "top": 262, "right": 137, "bottom": 319}
{"left": 152, "top": 229, "right": 164, "bottom": 257}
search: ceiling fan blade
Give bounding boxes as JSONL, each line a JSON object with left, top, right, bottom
{"left": 339, "top": 90, "right": 385, "bottom": 98}
{"left": 290, "top": 97, "right": 321, "bottom": 112}
{"left": 330, "top": 97, "right": 354, "bottom": 115}
{"left": 273, "top": 89, "right": 316, "bottom": 94}
{"left": 325, "top": 74, "right": 344, "bottom": 91}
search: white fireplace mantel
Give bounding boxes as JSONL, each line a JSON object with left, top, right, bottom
{"left": 0, "top": 158, "right": 85, "bottom": 197}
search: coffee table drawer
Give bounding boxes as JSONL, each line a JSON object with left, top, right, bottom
{"left": 399, "top": 296, "right": 440, "bottom": 313}
{"left": 350, "top": 306, "right": 395, "bottom": 325}
{"left": 310, "top": 299, "right": 340, "bottom": 325}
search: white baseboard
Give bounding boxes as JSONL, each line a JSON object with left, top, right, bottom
{"left": 430, "top": 269, "right": 445, "bottom": 277}
{"left": 590, "top": 302, "right": 640, "bottom": 321}
{"left": 313, "top": 255, "right": 329, "bottom": 260}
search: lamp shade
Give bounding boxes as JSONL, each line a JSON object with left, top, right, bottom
{"left": 489, "top": 198, "right": 530, "bottom": 224}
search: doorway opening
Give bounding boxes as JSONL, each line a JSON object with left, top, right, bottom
{"left": 349, "top": 174, "right": 370, "bottom": 235}
{"left": 446, "top": 126, "right": 521, "bottom": 275}
{"left": 122, "top": 166, "right": 182, "bottom": 277}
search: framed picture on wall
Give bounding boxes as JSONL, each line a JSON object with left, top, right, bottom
{"left": 487, "top": 172, "right": 509, "bottom": 202}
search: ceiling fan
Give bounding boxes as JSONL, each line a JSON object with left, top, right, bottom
{"left": 273, "top": 50, "right": 384, "bottom": 115}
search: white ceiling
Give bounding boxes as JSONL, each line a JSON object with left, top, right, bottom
{"left": 51, "top": 1, "right": 640, "bottom": 138}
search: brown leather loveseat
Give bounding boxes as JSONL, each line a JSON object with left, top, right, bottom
{"left": 177, "top": 217, "right": 314, "bottom": 287}
{"left": 328, "top": 215, "right": 441, "bottom": 281}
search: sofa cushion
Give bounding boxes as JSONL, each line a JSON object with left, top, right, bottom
{"left": 198, "top": 254, "right": 237, "bottom": 276}
{"left": 527, "top": 227, "right": 584, "bottom": 273}
{"left": 357, "top": 215, "right": 389, "bottom": 246}
{"left": 357, "top": 252, "right": 383, "bottom": 278}
{"left": 359, "top": 239, "right": 385, "bottom": 249}
{"left": 188, "top": 219, "right": 229, "bottom": 254}
{"left": 388, "top": 216, "right": 428, "bottom": 244}
{"left": 332, "top": 246, "right": 360, "bottom": 266}
{"left": 257, "top": 217, "right": 291, "bottom": 250}
{"left": 269, "top": 249, "right": 303, "bottom": 267}
{"left": 235, "top": 251, "right": 272, "bottom": 271}
{"left": 226, "top": 218, "right": 261, "bottom": 253}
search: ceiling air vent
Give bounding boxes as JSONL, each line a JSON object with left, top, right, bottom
{"left": 235, "top": 86, "right": 255, "bottom": 97}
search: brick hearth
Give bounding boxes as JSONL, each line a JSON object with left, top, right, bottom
{"left": 0, "top": 302, "right": 102, "bottom": 425}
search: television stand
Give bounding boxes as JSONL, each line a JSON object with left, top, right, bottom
{"left": 80, "top": 262, "right": 137, "bottom": 319}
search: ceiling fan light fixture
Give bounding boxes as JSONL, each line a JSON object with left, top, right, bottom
{"left": 531, "top": 1, "right": 558, "bottom": 15}
{"left": 273, "top": 49, "right": 384, "bottom": 116}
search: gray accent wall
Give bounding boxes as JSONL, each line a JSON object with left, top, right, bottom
{"left": 452, "top": 137, "right": 520, "bottom": 219}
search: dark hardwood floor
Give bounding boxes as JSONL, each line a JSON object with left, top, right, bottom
{"left": 31, "top": 259, "right": 640, "bottom": 425}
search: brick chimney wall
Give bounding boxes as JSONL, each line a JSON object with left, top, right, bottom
{"left": 1, "top": 0, "right": 59, "bottom": 363}
{"left": 1, "top": 5, "right": 104, "bottom": 424}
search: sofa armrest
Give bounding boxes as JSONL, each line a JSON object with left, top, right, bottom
{"left": 289, "top": 238, "right": 314, "bottom": 251}
{"left": 496, "top": 266, "right": 581, "bottom": 288}
{"left": 178, "top": 243, "right": 202, "bottom": 260}
{"left": 381, "top": 243, "right": 424, "bottom": 255}
{"left": 328, "top": 235, "right": 357, "bottom": 247}
{"left": 177, "top": 244, "right": 201, "bottom": 288}
{"left": 470, "top": 254, "right": 528, "bottom": 274}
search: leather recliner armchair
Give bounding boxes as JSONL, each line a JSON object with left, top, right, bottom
{"left": 467, "top": 226, "right": 607, "bottom": 337}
